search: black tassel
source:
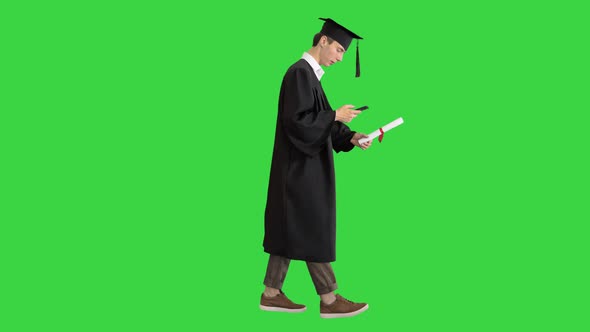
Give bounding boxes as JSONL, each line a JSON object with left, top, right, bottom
{"left": 355, "top": 40, "right": 361, "bottom": 78}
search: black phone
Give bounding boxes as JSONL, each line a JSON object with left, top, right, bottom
{"left": 355, "top": 106, "right": 369, "bottom": 111}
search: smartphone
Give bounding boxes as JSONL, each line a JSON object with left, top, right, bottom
{"left": 355, "top": 106, "right": 369, "bottom": 111}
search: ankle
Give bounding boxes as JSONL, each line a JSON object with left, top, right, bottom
{"left": 264, "top": 287, "right": 280, "bottom": 297}
{"left": 320, "top": 292, "right": 336, "bottom": 305}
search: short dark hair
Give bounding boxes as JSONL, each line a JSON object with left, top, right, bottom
{"left": 312, "top": 33, "right": 334, "bottom": 46}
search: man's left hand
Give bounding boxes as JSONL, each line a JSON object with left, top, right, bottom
{"left": 351, "top": 133, "right": 372, "bottom": 150}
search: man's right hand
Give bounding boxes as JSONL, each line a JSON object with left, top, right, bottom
{"left": 335, "top": 105, "right": 361, "bottom": 123}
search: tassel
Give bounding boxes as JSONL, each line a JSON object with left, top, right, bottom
{"left": 355, "top": 40, "right": 361, "bottom": 78}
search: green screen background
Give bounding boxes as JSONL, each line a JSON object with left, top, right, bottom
{"left": 2, "top": 1, "right": 589, "bottom": 331}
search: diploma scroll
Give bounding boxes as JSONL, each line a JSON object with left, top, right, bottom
{"left": 358, "top": 117, "right": 404, "bottom": 145}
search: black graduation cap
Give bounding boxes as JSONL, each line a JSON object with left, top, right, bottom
{"left": 319, "top": 18, "right": 363, "bottom": 77}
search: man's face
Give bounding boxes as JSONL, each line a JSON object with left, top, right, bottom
{"left": 319, "top": 38, "right": 345, "bottom": 67}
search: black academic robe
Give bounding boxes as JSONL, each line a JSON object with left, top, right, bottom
{"left": 263, "top": 59, "right": 356, "bottom": 263}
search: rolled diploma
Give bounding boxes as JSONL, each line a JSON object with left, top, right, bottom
{"left": 358, "top": 117, "right": 404, "bottom": 145}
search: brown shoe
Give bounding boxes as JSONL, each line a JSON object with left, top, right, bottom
{"left": 260, "top": 291, "right": 306, "bottom": 313}
{"left": 320, "top": 294, "right": 369, "bottom": 318}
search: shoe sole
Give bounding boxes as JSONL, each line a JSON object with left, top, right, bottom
{"left": 260, "top": 305, "right": 307, "bottom": 313}
{"left": 320, "top": 304, "right": 369, "bottom": 318}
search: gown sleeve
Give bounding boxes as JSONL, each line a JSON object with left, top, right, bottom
{"left": 281, "top": 67, "right": 335, "bottom": 156}
{"left": 331, "top": 121, "right": 356, "bottom": 153}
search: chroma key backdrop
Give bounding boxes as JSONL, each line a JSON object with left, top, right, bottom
{"left": 1, "top": 1, "right": 588, "bottom": 331}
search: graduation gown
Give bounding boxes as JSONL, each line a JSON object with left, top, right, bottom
{"left": 263, "top": 59, "right": 356, "bottom": 263}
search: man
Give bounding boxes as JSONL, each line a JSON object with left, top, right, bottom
{"left": 260, "top": 18, "right": 372, "bottom": 319}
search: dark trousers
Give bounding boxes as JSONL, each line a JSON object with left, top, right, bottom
{"left": 263, "top": 255, "right": 338, "bottom": 295}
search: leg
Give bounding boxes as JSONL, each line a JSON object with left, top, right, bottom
{"left": 263, "top": 255, "right": 291, "bottom": 297}
{"left": 306, "top": 262, "right": 338, "bottom": 304}
{"left": 260, "top": 255, "right": 306, "bottom": 312}
{"left": 307, "top": 262, "right": 369, "bottom": 318}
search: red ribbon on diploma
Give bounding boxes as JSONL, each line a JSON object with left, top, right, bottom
{"left": 378, "top": 128, "right": 384, "bottom": 143}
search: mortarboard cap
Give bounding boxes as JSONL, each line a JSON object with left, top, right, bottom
{"left": 318, "top": 18, "right": 363, "bottom": 77}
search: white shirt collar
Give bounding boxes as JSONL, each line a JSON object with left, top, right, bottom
{"left": 301, "top": 52, "right": 324, "bottom": 81}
